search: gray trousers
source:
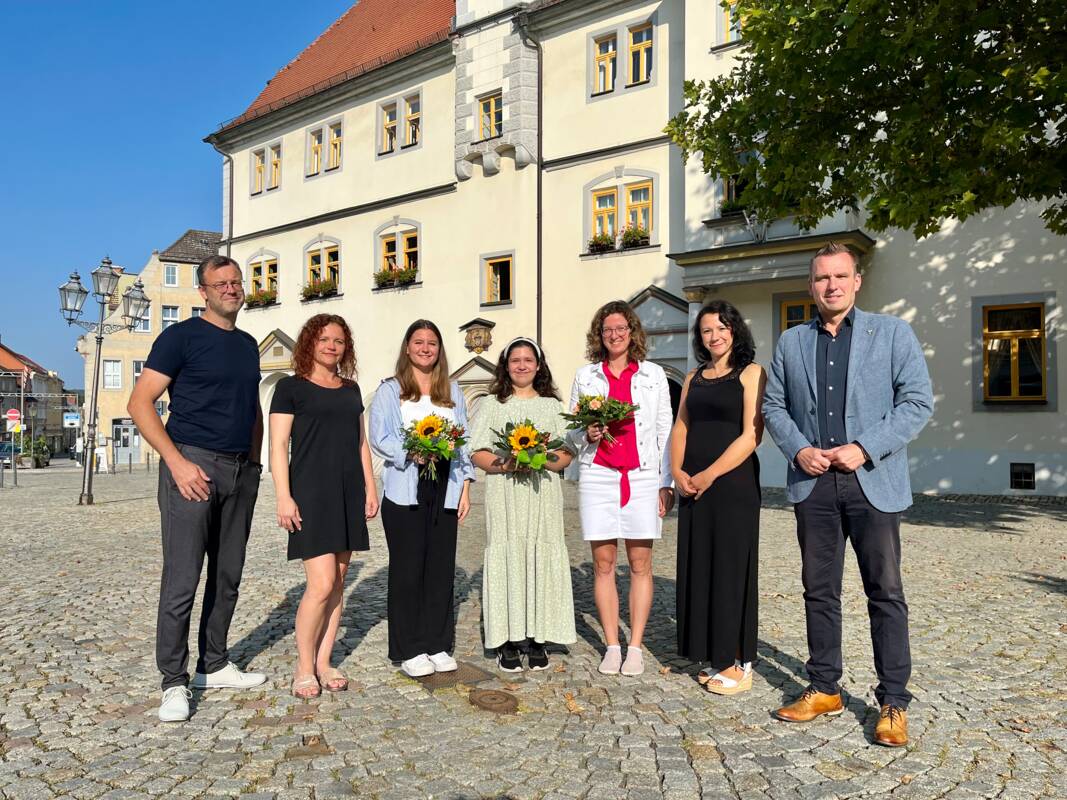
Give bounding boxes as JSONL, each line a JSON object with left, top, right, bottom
{"left": 156, "top": 444, "right": 261, "bottom": 690}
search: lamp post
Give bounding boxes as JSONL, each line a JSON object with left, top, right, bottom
{"left": 59, "top": 258, "right": 151, "bottom": 505}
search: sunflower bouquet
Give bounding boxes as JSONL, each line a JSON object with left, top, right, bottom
{"left": 490, "top": 419, "right": 565, "bottom": 474}
{"left": 402, "top": 414, "right": 467, "bottom": 481}
{"left": 561, "top": 394, "right": 639, "bottom": 445}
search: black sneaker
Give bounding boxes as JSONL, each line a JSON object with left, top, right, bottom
{"left": 497, "top": 643, "right": 523, "bottom": 673}
{"left": 527, "top": 642, "right": 549, "bottom": 671}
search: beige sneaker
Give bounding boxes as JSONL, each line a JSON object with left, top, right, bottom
{"left": 191, "top": 662, "right": 267, "bottom": 689}
{"left": 598, "top": 646, "right": 623, "bottom": 675}
{"left": 620, "top": 647, "right": 645, "bottom": 676}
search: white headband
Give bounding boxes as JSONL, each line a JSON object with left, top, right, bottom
{"left": 504, "top": 336, "right": 542, "bottom": 361}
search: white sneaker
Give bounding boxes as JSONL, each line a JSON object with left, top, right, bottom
{"left": 158, "top": 687, "right": 191, "bottom": 722}
{"left": 191, "top": 661, "right": 267, "bottom": 689}
{"left": 401, "top": 654, "right": 434, "bottom": 677}
{"left": 598, "top": 646, "right": 623, "bottom": 675}
{"left": 427, "top": 652, "right": 458, "bottom": 672}
{"left": 620, "top": 647, "right": 645, "bottom": 676}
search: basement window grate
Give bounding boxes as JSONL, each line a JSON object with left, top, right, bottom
{"left": 1010, "top": 462, "right": 1036, "bottom": 491}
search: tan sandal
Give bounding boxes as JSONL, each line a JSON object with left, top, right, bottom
{"left": 291, "top": 673, "right": 320, "bottom": 699}
{"left": 705, "top": 662, "right": 753, "bottom": 696}
{"left": 318, "top": 667, "right": 349, "bottom": 692}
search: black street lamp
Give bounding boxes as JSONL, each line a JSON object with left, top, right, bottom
{"left": 59, "top": 257, "right": 151, "bottom": 505}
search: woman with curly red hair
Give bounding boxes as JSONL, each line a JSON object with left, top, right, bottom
{"left": 268, "top": 314, "right": 379, "bottom": 698}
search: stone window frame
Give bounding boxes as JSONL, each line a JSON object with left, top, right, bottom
{"left": 475, "top": 89, "right": 504, "bottom": 143}
{"left": 371, "top": 218, "right": 423, "bottom": 288}
{"left": 771, "top": 291, "right": 817, "bottom": 347}
{"left": 586, "top": 12, "right": 659, "bottom": 104}
{"left": 376, "top": 88, "right": 424, "bottom": 161}
{"left": 971, "top": 290, "right": 1058, "bottom": 413}
{"left": 581, "top": 167, "right": 660, "bottom": 252}
{"left": 250, "top": 138, "right": 283, "bottom": 197}
{"left": 710, "top": 0, "right": 744, "bottom": 51}
{"left": 163, "top": 263, "right": 178, "bottom": 287}
{"left": 479, "top": 249, "right": 516, "bottom": 309}
{"left": 161, "top": 305, "right": 181, "bottom": 330}
{"left": 245, "top": 248, "right": 281, "bottom": 297}
{"left": 102, "top": 359, "right": 122, "bottom": 391}
{"left": 304, "top": 116, "right": 344, "bottom": 181}
{"left": 303, "top": 235, "right": 344, "bottom": 294}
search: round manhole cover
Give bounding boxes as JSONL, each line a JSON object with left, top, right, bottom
{"left": 468, "top": 689, "right": 518, "bottom": 714}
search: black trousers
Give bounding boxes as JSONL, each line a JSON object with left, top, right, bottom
{"left": 381, "top": 475, "right": 458, "bottom": 661}
{"left": 156, "top": 445, "right": 260, "bottom": 690}
{"left": 794, "top": 470, "right": 912, "bottom": 708}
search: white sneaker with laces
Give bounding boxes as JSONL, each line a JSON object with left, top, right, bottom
{"left": 401, "top": 654, "right": 434, "bottom": 677}
{"left": 191, "top": 661, "right": 267, "bottom": 689}
{"left": 427, "top": 652, "right": 458, "bottom": 672}
{"left": 158, "top": 687, "right": 191, "bottom": 722}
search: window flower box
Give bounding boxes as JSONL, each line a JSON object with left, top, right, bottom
{"left": 373, "top": 267, "right": 418, "bottom": 289}
{"left": 587, "top": 233, "right": 615, "bottom": 254}
{"left": 620, "top": 224, "right": 651, "bottom": 249}
{"left": 301, "top": 279, "right": 338, "bottom": 301}
{"left": 244, "top": 289, "right": 278, "bottom": 308}
{"left": 719, "top": 199, "right": 746, "bottom": 218}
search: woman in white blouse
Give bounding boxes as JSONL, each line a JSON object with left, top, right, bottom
{"left": 567, "top": 300, "right": 674, "bottom": 677}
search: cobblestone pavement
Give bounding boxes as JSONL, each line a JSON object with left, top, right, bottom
{"left": 1, "top": 466, "right": 1065, "bottom": 800}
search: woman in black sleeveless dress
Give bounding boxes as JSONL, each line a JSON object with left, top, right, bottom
{"left": 672, "top": 300, "right": 765, "bottom": 695}
{"left": 269, "top": 314, "right": 379, "bottom": 699}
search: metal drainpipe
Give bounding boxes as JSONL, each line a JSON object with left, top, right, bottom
{"left": 516, "top": 12, "right": 543, "bottom": 345}
{"left": 210, "top": 138, "right": 235, "bottom": 256}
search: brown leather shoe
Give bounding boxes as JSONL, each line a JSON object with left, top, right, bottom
{"left": 874, "top": 705, "right": 908, "bottom": 747}
{"left": 772, "top": 687, "right": 845, "bottom": 722}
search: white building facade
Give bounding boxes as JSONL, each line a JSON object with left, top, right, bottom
{"left": 206, "top": 0, "right": 1065, "bottom": 496}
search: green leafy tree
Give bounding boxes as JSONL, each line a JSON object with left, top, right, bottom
{"left": 666, "top": 0, "right": 1066, "bottom": 237}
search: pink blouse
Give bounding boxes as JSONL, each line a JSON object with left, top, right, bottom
{"left": 594, "top": 360, "right": 641, "bottom": 506}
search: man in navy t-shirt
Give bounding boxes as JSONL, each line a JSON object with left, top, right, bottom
{"left": 129, "top": 254, "right": 267, "bottom": 722}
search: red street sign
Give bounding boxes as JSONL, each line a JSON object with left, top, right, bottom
{"left": 5, "top": 409, "right": 20, "bottom": 422}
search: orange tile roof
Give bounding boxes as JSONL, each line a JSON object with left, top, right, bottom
{"left": 220, "top": 0, "right": 455, "bottom": 133}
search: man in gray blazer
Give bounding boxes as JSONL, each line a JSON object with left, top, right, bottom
{"left": 762, "top": 242, "right": 933, "bottom": 747}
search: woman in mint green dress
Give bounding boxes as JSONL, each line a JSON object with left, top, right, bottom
{"left": 470, "top": 337, "right": 576, "bottom": 672}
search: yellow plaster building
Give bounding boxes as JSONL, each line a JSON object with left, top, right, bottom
{"left": 75, "top": 230, "right": 220, "bottom": 464}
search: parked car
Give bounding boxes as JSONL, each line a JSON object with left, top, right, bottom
{"left": 0, "top": 443, "right": 21, "bottom": 467}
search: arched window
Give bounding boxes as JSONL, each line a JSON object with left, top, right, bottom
{"left": 372, "top": 219, "right": 422, "bottom": 289}
{"left": 583, "top": 169, "right": 659, "bottom": 253}
{"left": 245, "top": 250, "right": 280, "bottom": 306}
{"left": 302, "top": 236, "right": 342, "bottom": 299}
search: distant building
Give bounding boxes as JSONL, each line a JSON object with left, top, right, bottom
{"left": 0, "top": 338, "right": 72, "bottom": 456}
{"left": 75, "top": 230, "right": 220, "bottom": 464}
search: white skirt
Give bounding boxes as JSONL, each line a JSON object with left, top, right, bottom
{"left": 578, "top": 462, "right": 662, "bottom": 541}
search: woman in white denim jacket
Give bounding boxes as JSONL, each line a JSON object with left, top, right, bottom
{"left": 369, "top": 320, "right": 475, "bottom": 678}
{"left": 567, "top": 301, "right": 674, "bottom": 677}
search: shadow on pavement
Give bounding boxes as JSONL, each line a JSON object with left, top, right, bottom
{"left": 228, "top": 561, "right": 366, "bottom": 667}
{"left": 1016, "top": 572, "right": 1067, "bottom": 595}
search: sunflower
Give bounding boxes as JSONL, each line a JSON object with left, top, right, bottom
{"left": 417, "top": 415, "right": 445, "bottom": 438}
{"left": 508, "top": 424, "right": 539, "bottom": 451}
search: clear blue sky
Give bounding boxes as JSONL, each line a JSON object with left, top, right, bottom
{"left": 0, "top": 1, "right": 354, "bottom": 388}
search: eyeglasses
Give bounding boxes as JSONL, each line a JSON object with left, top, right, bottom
{"left": 204, "top": 280, "right": 244, "bottom": 291}
{"left": 601, "top": 325, "right": 631, "bottom": 336}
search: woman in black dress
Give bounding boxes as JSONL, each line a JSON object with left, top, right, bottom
{"left": 672, "top": 300, "right": 765, "bottom": 695}
{"left": 269, "top": 314, "right": 379, "bottom": 699}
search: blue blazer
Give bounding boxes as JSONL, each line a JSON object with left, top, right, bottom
{"left": 762, "top": 307, "right": 933, "bottom": 512}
